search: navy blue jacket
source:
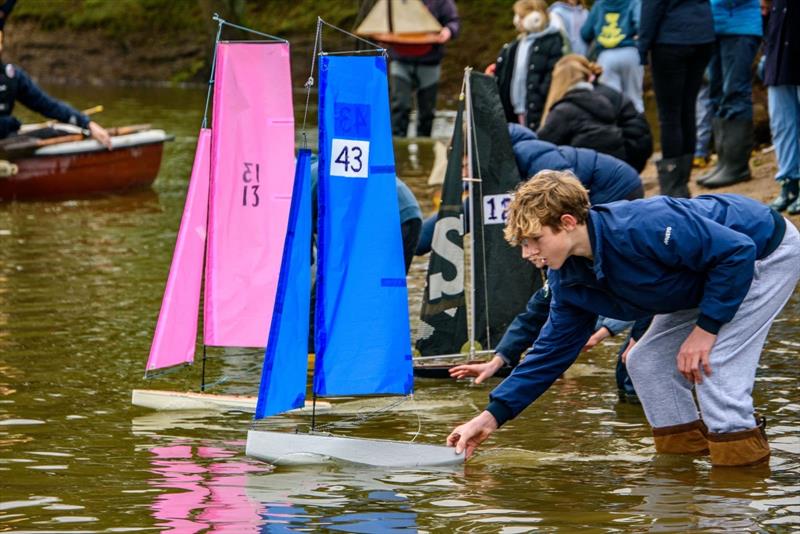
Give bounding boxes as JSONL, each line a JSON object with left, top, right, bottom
{"left": 763, "top": 0, "right": 799, "bottom": 86}
{"left": 509, "top": 123, "right": 642, "bottom": 205}
{"left": 0, "top": 63, "right": 90, "bottom": 138}
{"left": 487, "top": 194, "right": 785, "bottom": 425}
{"left": 638, "top": 0, "right": 715, "bottom": 64}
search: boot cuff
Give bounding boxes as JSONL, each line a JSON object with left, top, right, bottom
{"left": 708, "top": 427, "right": 770, "bottom": 467}
{"left": 652, "top": 419, "right": 709, "bottom": 455}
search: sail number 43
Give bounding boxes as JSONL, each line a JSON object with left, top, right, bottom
{"left": 483, "top": 194, "right": 511, "bottom": 225}
{"left": 330, "top": 139, "right": 370, "bottom": 178}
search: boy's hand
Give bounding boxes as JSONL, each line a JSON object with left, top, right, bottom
{"left": 449, "top": 355, "right": 505, "bottom": 384}
{"left": 677, "top": 326, "right": 716, "bottom": 384}
{"left": 446, "top": 410, "right": 498, "bottom": 459}
{"left": 582, "top": 326, "right": 610, "bottom": 352}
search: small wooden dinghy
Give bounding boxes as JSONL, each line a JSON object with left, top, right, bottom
{"left": 0, "top": 127, "right": 172, "bottom": 201}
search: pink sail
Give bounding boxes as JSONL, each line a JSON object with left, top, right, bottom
{"left": 204, "top": 42, "right": 295, "bottom": 347}
{"left": 146, "top": 129, "right": 212, "bottom": 372}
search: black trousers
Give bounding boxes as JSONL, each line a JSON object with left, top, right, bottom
{"left": 651, "top": 43, "right": 713, "bottom": 159}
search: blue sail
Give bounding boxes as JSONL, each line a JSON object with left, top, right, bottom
{"left": 314, "top": 55, "right": 413, "bottom": 397}
{"left": 254, "top": 150, "right": 312, "bottom": 419}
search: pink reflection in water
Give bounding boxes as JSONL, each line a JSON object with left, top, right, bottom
{"left": 149, "top": 443, "right": 266, "bottom": 533}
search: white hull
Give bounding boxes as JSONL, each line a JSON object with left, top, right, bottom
{"left": 131, "top": 389, "right": 330, "bottom": 414}
{"left": 246, "top": 429, "right": 464, "bottom": 467}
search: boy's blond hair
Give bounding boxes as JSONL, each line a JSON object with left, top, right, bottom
{"left": 504, "top": 170, "right": 590, "bottom": 246}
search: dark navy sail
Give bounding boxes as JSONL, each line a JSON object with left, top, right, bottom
{"left": 254, "top": 150, "right": 312, "bottom": 419}
{"left": 313, "top": 55, "right": 413, "bottom": 397}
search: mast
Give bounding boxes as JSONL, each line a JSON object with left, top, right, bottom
{"left": 464, "top": 68, "right": 478, "bottom": 359}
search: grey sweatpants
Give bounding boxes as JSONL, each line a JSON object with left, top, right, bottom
{"left": 627, "top": 221, "right": 800, "bottom": 434}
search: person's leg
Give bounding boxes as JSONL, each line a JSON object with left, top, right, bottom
{"left": 597, "top": 49, "right": 623, "bottom": 94}
{"left": 401, "top": 218, "right": 422, "bottom": 273}
{"left": 697, "top": 223, "right": 800, "bottom": 466}
{"left": 768, "top": 85, "right": 800, "bottom": 211}
{"left": 414, "top": 214, "right": 437, "bottom": 256}
{"left": 675, "top": 43, "right": 713, "bottom": 187}
{"left": 390, "top": 61, "right": 414, "bottom": 137}
{"left": 619, "top": 46, "right": 644, "bottom": 113}
{"left": 694, "top": 78, "right": 713, "bottom": 164}
{"left": 415, "top": 64, "right": 441, "bottom": 137}
{"left": 698, "top": 39, "right": 726, "bottom": 184}
{"left": 626, "top": 309, "right": 709, "bottom": 454}
{"left": 651, "top": 45, "right": 691, "bottom": 197}
{"left": 702, "top": 36, "right": 759, "bottom": 188}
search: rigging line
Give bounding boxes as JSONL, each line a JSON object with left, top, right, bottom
{"left": 318, "top": 17, "right": 386, "bottom": 54}
{"left": 320, "top": 50, "right": 386, "bottom": 56}
{"left": 301, "top": 17, "right": 323, "bottom": 149}
{"left": 408, "top": 396, "right": 422, "bottom": 443}
{"left": 468, "top": 88, "right": 492, "bottom": 349}
{"left": 313, "top": 396, "right": 409, "bottom": 432}
{"left": 143, "top": 362, "right": 192, "bottom": 380}
{"left": 211, "top": 13, "right": 289, "bottom": 43}
{"left": 201, "top": 17, "right": 224, "bottom": 129}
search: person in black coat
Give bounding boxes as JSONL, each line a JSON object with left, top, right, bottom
{"left": 491, "top": 0, "right": 564, "bottom": 131}
{"left": 537, "top": 54, "right": 652, "bottom": 172}
{"left": 763, "top": 0, "right": 800, "bottom": 215}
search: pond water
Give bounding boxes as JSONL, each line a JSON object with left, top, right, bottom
{"left": 0, "top": 84, "right": 798, "bottom": 533}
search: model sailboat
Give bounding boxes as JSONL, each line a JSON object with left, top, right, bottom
{"left": 414, "top": 70, "right": 541, "bottom": 376}
{"left": 133, "top": 19, "right": 300, "bottom": 411}
{"left": 245, "top": 48, "right": 462, "bottom": 467}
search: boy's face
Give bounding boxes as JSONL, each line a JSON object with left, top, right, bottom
{"left": 520, "top": 224, "right": 572, "bottom": 270}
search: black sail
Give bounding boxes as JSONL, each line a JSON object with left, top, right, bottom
{"left": 416, "top": 99, "right": 468, "bottom": 356}
{"left": 468, "top": 72, "right": 541, "bottom": 351}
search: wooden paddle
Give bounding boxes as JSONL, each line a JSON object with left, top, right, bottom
{"left": 0, "top": 123, "right": 152, "bottom": 159}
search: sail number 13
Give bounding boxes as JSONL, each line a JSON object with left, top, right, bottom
{"left": 330, "top": 139, "right": 370, "bottom": 178}
{"left": 242, "top": 162, "right": 260, "bottom": 207}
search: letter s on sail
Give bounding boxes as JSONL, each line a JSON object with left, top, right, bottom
{"left": 428, "top": 217, "right": 464, "bottom": 300}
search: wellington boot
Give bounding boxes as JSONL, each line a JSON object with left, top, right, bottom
{"left": 702, "top": 117, "right": 753, "bottom": 188}
{"left": 708, "top": 417, "right": 770, "bottom": 467}
{"left": 678, "top": 153, "right": 694, "bottom": 193}
{"left": 697, "top": 118, "right": 725, "bottom": 186}
{"left": 769, "top": 179, "right": 799, "bottom": 212}
{"left": 652, "top": 419, "right": 709, "bottom": 455}
{"left": 656, "top": 157, "right": 690, "bottom": 198}
{"left": 787, "top": 193, "right": 800, "bottom": 215}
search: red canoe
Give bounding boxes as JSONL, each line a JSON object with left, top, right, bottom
{"left": 0, "top": 129, "right": 172, "bottom": 201}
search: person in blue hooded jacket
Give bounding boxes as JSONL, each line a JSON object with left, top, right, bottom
{"left": 447, "top": 171, "right": 799, "bottom": 469}
{"left": 448, "top": 123, "right": 646, "bottom": 401}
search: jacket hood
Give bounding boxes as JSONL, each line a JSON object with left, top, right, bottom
{"left": 558, "top": 88, "right": 618, "bottom": 123}
{"left": 508, "top": 123, "right": 538, "bottom": 144}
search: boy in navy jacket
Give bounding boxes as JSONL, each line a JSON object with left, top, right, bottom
{"left": 447, "top": 170, "right": 799, "bottom": 468}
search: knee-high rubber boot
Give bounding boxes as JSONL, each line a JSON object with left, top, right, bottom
{"left": 652, "top": 420, "right": 709, "bottom": 455}
{"left": 697, "top": 117, "right": 725, "bottom": 186}
{"left": 770, "top": 179, "right": 799, "bottom": 212}
{"left": 708, "top": 417, "right": 770, "bottom": 467}
{"left": 391, "top": 76, "right": 413, "bottom": 137}
{"left": 657, "top": 156, "right": 690, "bottom": 198}
{"left": 702, "top": 117, "right": 753, "bottom": 188}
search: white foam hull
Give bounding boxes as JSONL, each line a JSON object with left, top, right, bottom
{"left": 246, "top": 429, "right": 464, "bottom": 467}
{"left": 131, "top": 389, "right": 330, "bottom": 414}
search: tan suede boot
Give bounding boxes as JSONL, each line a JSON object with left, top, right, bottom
{"left": 652, "top": 419, "right": 709, "bottom": 455}
{"left": 708, "top": 417, "right": 770, "bottom": 467}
